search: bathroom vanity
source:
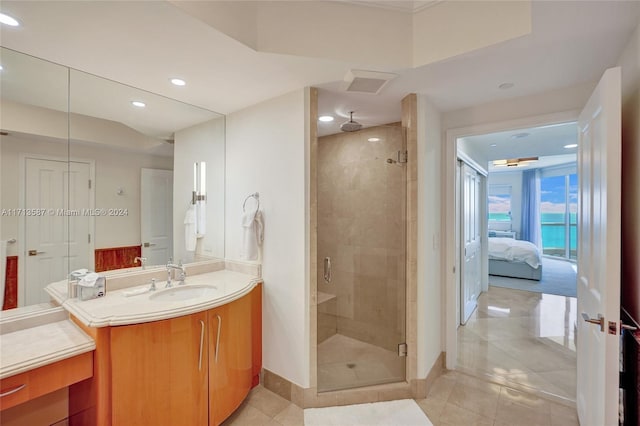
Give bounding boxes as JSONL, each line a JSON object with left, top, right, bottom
{"left": 1, "top": 262, "right": 263, "bottom": 426}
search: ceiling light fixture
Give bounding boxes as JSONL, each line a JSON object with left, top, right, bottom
{"left": 564, "top": 144, "right": 578, "bottom": 149}
{"left": 511, "top": 132, "right": 530, "bottom": 139}
{"left": 493, "top": 157, "right": 538, "bottom": 168}
{"left": 170, "top": 78, "right": 186, "bottom": 86}
{"left": 490, "top": 143, "right": 497, "bottom": 147}
{"left": 0, "top": 65, "right": 3, "bottom": 71}
{"left": 318, "top": 115, "right": 334, "bottom": 122}
{"left": 131, "top": 101, "right": 146, "bottom": 108}
{"left": 498, "top": 82, "right": 514, "bottom": 90}
{"left": 368, "top": 137, "right": 380, "bottom": 142}
{"left": 0, "top": 13, "right": 19, "bottom": 27}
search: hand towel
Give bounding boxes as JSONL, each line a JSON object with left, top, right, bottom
{"left": 240, "top": 207, "right": 263, "bottom": 261}
{"left": 184, "top": 204, "right": 197, "bottom": 252}
{"left": 0, "top": 241, "right": 6, "bottom": 309}
{"left": 196, "top": 200, "right": 206, "bottom": 236}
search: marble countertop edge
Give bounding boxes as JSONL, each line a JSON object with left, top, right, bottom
{"left": 1, "top": 342, "right": 95, "bottom": 380}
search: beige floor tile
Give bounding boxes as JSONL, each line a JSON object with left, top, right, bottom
{"left": 439, "top": 402, "right": 494, "bottom": 426}
{"left": 490, "top": 337, "right": 575, "bottom": 373}
{"left": 494, "top": 387, "right": 551, "bottom": 426}
{"left": 447, "top": 377, "right": 501, "bottom": 419}
{"left": 425, "top": 373, "right": 457, "bottom": 404}
{"left": 549, "top": 402, "right": 579, "bottom": 426}
{"left": 246, "top": 386, "right": 291, "bottom": 418}
{"left": 221, "top": 403, "right": 273, "bottom": 426}
{"left": 416, "top": 397, "right": 447, "bottom": 425}
{"left": 273, "top": 403, "right": 304, "bottom": 426}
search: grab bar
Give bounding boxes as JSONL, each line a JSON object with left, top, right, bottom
{"left": 324, "top": 257, "right": 332, "bottom": 283}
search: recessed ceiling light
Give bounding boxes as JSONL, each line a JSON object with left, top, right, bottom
{"left": 0, "top": 13, "right": 19, "bottom": 27}
{"left": 490, "top": 143, "right": 497, "bottom": 147}
{"left": 0, "top": 65, "right": 3, "bottom": 71}
{"left": 511, "top": 132, "right": 529, "bottom": 139}
{"left": 170, "top": 78, "right": 186, "bottom": 86}
{"left": 318, "top": 115, "right": 334, "bottom": 122}
{"left": 564, "top": 144, "right": 578, "bottom": 149}
{"left": 499, "top": 82, "right": 514, "bottom": 90}
{"left": 131, "top": 101, "right": 146, "bottom": 108}
{"left": 368, "top": 137, "right": 381, "bottom": 142}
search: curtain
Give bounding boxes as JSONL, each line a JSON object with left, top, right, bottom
{"left": 521, "top": 169, "right": 541, "bottom": 247}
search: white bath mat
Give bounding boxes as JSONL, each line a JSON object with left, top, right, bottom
{"left": 304, "top": 399, "right": 433, "bottom": 426}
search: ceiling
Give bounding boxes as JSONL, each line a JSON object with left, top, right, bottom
{"left": 0, "top": 1, "right": 638, "bottom": 138}
{"left": 461, "top": 121, "right": 579, "bottom": 161}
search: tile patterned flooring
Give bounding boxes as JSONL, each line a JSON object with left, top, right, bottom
{"left": 317, "top": 334, "right": 405, "bottom": 392}
{"left": 223, "top": 372, "right": 579, "bottom": 426}
{"left": 224, "top": 285, "right": 578, "bottom": 425}
{"left": 458, "top": 286, "right": 577, "bottom": 402}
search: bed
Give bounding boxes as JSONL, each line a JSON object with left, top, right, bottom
{"left": 488, "top": 237, "right": 542, "bottom": 281}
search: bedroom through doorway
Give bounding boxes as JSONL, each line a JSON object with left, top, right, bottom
{"left": 455, "top": 121, "right": 579, "bottom": 403}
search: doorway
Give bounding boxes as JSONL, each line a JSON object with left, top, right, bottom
{"left": 449, "top": 119, "right": 581, "bottom": 403}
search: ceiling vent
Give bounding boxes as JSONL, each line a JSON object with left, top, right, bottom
{"left": 343, "top": 69, "right": 397, "bottom": 94}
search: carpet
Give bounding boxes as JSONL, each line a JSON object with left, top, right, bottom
{"left": 304, "top": 399, "right": 433, "bottom": 426}
{"left": 489, "top": 257, "right": 577, "bottom": 297}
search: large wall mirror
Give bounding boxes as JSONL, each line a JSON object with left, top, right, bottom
{"left": 0, "top": 47, "right": 225, "bottom": 311}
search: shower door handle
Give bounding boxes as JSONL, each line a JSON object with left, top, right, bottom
{"left": 324, "top": 257, "right": 332, "bottom": 283}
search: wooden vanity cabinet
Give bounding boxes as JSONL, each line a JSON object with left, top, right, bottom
{"left": 110, "top": 312, "right": 209, "bottom": 426}
{"left": 208, "top": 293, "right": 253, "bottom": 426}
{"left": 70, "top": 283, "right": 262, "bottom": 426}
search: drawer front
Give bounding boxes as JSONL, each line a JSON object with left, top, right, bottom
{"left": 1, "top": 351, "right": 93, "bottom": 411}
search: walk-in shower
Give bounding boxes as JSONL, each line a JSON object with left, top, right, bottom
{"left": 316, "top": 122, "right": 407, "bottom": 392}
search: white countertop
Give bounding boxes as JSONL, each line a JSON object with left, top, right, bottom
{"left": 50, "top": 269, "right": 262, "bottom": 328}
{"left": 0, "top": 319, "right": 95, "bottom": 379}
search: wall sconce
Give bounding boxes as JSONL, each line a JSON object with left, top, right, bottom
{"left": 192, "top": 161, "right": 206, "bottom": 204}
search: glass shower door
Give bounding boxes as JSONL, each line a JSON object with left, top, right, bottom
{"left": 316, "top": 124, "right": 407, "bottom": 392}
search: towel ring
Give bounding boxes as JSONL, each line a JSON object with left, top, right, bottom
{"left": 243, "top": 192, "right": 260, "bottom": 212}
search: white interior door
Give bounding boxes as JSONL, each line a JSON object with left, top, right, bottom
{"left": 576, "top": 67, "right": 621, "bottom": 426}
{"left": 461, "top": 162, "right": 482, "bottom": 324}
{"left": 25, "top": 158, "right": 90, "bottom": 305}
{"left": 141, "top": 168, "right": 173, "bottom": 266}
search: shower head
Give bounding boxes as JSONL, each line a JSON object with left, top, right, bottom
{"left": 340, "top": 111, "right": 362, "bottom": 132}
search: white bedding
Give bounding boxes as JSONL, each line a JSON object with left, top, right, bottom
{"left": 488, "top": 237, "right": 542, "bottom": 269}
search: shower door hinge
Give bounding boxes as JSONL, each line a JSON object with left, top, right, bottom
{"left": 398, "top": 343, "right": 408, "bottom": 357}
{"left": 397, "top": 151, "right": 408, "bottom": 164}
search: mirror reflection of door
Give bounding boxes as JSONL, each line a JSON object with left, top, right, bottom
{"left": 460, "top": 162, "right": 482, "bottom": 324}
{"left": 141, "top": 168, "right": 173, "bottom": 266}
{"left": 24, "top": 157, "right": 91, "bottom": 304}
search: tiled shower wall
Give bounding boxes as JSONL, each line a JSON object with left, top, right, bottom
{"left": 317, "top": 123, "right": 406, "bottom": 352}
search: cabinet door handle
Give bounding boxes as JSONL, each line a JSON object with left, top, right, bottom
{"left": 198, "top": 320, "right": 205, "bottom": 371}
{"left": 1, "top": 384, "right": 26, "bottom": 397}
{"left": 215, "top": 314, "right": 222, "bottom": 363}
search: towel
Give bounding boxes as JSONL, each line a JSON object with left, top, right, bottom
{"left": 0, "top": 241, "right": 6, "bottom": 309}
{"left": 184, "top": 204, "right": 197, "bottom": 252}
{"left": 240, "top": 207, "right": 263, "bottom": 261}
{"left": 196, "top": 200, "right": 206, "bottom": 236}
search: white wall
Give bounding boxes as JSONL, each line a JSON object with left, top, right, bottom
{"left": 225, "top": 89, "right": 309, "bottom": 388}
{"left": 487, "top": 171, "right": 523, "bottom": 237}
{"left": 619, "top": 21, "right": 640, "bottom": 321}
{"left": 416, "top": 96, "right": 443, "bottom": 378}
{"left": 443, "top": 81, "right": 595, "bottom": 130}
{"left": 173, "top": 117, "right": 226, "bottom": 263}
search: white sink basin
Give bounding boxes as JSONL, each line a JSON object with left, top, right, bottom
{"left": 149, "top": 284, "right": 218, "bottom": 302}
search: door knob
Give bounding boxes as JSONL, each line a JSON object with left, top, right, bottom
{"left": 28, "top": 250, "right": 45, "bottom": 256}
{"left": 582, "top": 312, "right": 605, "bottom": 332}
{"left": 143, "top": 242, "right": 156, "bottom": 248}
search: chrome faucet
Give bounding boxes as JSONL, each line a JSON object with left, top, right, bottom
{"left": 134, "top": 256, "right": 147, "bottom": 270}
{"left": 166, "top": 260, "right": 186, "bottom": 288}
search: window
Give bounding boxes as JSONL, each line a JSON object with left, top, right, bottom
{"left": 488, "top": 185, "right": 512, "bottom": 223}
{"left": 540, "top": 171, "right": 577, "bottom": 260}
